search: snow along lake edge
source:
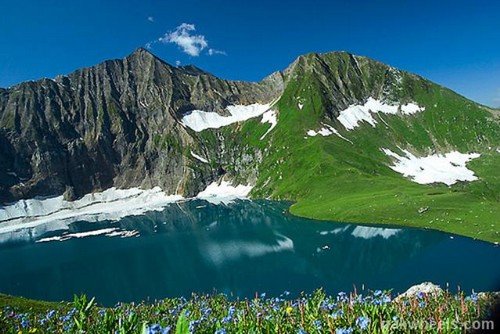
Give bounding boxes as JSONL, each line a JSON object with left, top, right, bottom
{"left": 0, "top": 180, "right": 254, "bottom": 240}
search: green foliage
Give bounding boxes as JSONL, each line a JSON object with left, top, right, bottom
{"left": 175, "top": 312, "right": 189, "bottom": 334}
{"left": 247, "top": 57, "right": 500, "bottom": 243}
{"left": 0, "top": 289, "right": 494, "bottom": 333}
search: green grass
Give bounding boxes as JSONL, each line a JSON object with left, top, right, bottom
{"left": 243, "top": 60, "right": 500, "bottom": 243}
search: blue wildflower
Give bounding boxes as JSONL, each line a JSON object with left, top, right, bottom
{"left": 46, "top": 309, "right": 56, "bottom": 319}
{"left": 356, "top": 316, "right": 370, "bottom": 330}
{"left": 468, "top": 292, "right": 479, "bottom": 303}
{"left": 419, "top": 301, "right": 426, "bottom": 308}
{"left": 335, "top": 328, "right": 353, "bottom": 334}
{"left": 298, "top": 329, "right": 308, "bottom": 334}
{"left": 337, "top": 291, "right": 348, "bottom": 302}
{"left": 20, "top": 317, "right": 29, "bottom": 329}
{"left": 146, "top": 324, "right": 171, "bottom": 334}
{"left": 416, "top": 291, "right": 425, "bottom": 299}
{"left": 373, "top": 290, "right": 382, "bottom": 297}
{"left": 313, "top": 319, "right": 322, "bottom": 330}
{"left": 215, "top": 329, "right": 227, "bottom": 334}
{"left": 260, "top": 293, "right": 266, "bottom": 299}
{"left": 330, "top": 309, "right": 343, "bottom": 319}
{"left": 189, "top": 320, "right": 200, "bottom": 333}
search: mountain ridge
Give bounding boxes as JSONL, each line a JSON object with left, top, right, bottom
{"left": 0, "top": 49, "right": 498, "bottom": 242}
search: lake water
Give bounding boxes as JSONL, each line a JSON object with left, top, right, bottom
{"left": 0, "top": 200, "right": 499, "bottom": 306}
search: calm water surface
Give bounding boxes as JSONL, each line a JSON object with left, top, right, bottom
{"left": 0, "top": 200, "right": 498, "bottom": 305}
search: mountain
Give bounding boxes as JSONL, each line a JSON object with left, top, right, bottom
{"left": 1, "top": 49, "right": 498, "bottom": 241}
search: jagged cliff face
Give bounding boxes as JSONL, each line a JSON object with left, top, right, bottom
{"left": 0, "top": 49, "right": 282, "bottom": 202}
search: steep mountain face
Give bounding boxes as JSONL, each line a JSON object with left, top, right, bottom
{"left": 0, "top": 49, "right": 498, "bottom": 241}
{"left": 0, "top": 48, "right": 282, "bottom": 202}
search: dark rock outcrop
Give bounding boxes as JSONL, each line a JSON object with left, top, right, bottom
{"left": 0, "top": 48, "right": 282, "bottom": 203}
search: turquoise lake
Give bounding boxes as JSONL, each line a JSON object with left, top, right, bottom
{"left": 0, "top": 200, "right": 499, "bottom": 306}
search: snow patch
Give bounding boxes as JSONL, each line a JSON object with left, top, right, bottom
{"left": 181, "top": 103, "right": 271, "bottom": 132}
{"left": 0, "top": 187, "right": 183, "bottom": 237}
{"left": 382, "top": 149, "right": 480, "bottom": 186}
{"left": 196, "top": 180, "right": 252, "bottom": 205}
{"left": 190, "top": 150, "right": 208, "bottom": 163}
{"left": 260, "top": 109, "right": 277, "bottom": 140}
{"left": 401, "top": 103, "right": 425, "bottom": 115}
{"left": 306, "top": 124, "right": 353, "bottom": 144}
{"left": 337, "top": 97, "right": 425, "bottom": 130}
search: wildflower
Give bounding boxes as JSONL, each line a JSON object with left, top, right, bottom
{"left": 260, "top": 293, "right": 266, "bottom": 299}
{"left": 468, "top": 292, "right": 479, "bottom": 303}
{"left": 355, "top": 316, "right": 370, "bottom": 330}
{"left": 215, "top": 329, "right": 227, "bottom": 334}
{"left": 337, "top": 291, "right": 348, "bottom": 302}
{"left": 335, "top": 328, "right": 353, "bottom": 334}
{"left": 320, "top": 300, "right": 336, "bottom": 311}
{"left": 298, "top": 329, "right": 308, "bottom": 334}
{"left": 20, "top": 317, "right": 30, "bottom": 329}
{"left": 373, "top": 290, "right": 382, "bottom": 297}
{"left": 46, "top": 310, "right": 56, "bottom": 319}
{"left": 283, "top": 291, "right": 291, "bottom": 296}
{"left": 189, "top": 320, "right": 200, "bottom": 333}
{"left": 313, "top": 319, "right": 322, "bottom": 330}
{"left": 419, "top": 301, "right": 426, "bottom": 308}
{"left": 146, "top": 324, "right": 171, "bottom": 334}
{"left": 330, "top": 310, "right": 343, "bottom": 319}
{"left": 416, "top": 291, "right": 425, "bottom": 299}
{"left": 286, "top": 306, "right": 293, "bottom": 315}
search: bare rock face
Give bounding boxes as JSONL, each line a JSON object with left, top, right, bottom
{"left": 0, "top": 49, "right": 282, "bottom": 203}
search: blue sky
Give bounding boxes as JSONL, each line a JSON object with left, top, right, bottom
{"left": 1, "top": 0, "right": 499, "bottom": 107}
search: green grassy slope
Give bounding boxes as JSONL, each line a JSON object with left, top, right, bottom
{"left": 240, "top": 52, "right": 499, "bottom": 243}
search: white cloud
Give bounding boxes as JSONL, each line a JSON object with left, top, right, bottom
{"left": 159, "top": 23, "right": 208, "bottom": 56}
{"left": 208, "top": 48, "right": 227, "bottom": 56}
{"left": 175, "top": 60, "right": 181, "bottom": 66}
{"left": 147, "top": 16, "right": 154, "bottom": 22}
